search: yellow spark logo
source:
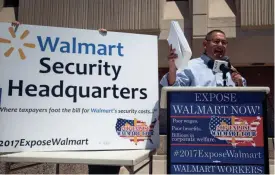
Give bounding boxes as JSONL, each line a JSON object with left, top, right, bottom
{"left": 0, "top": 26, "right": 36, "bottom": 60}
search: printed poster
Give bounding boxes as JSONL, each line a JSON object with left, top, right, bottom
{"left": 169, "top": 91, "right": 267, "bottom": 174}
{"left": 0, "top": 22, "right": 159, "bottom": 152}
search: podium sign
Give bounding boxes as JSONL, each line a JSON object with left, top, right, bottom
{"left": 161, "top": 87, "right": 270, "bottom": 174}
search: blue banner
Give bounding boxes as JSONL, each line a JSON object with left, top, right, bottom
{"left": 168, "top": 91, "right": 267, "bottom": 174}
{"left": 170, "top": 146, "right": 264, "bottom": 164}
{"left": 169, "top": 92, "right": 265, "bottom": 104}
{"left": 170, "top": 103, "right": 262, "bottom": 116}
{"left": 170, "top": 164, "right": 264, "bottom": 174}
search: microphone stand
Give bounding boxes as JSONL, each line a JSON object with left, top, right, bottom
{"left": 222, "top": 61, "right": 231, "bottom": 87}
{"left": 222, "top": 70, "right": 227, "bottom": 87}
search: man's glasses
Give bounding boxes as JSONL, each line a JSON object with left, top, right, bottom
{"left": 207, "top": 39, "right": 228, "bottom": 46}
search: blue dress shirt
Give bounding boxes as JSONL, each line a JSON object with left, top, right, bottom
{"left": 160, "top": 54, "right": 247, "bottom": 87}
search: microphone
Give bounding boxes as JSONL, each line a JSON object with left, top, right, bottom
{"left": 207, "top": 56, "right": 234, "bottom": 73}
{"left": 207, "top": 56, "right": 231, "bottom": 87}
{"left": 219, "top": 63, "right": 231, "bottom": 73}
{"left": 212, "top": 59, "right": 231, "bottom": 73}
{"left": 207, "top": 56, "right": 243, "bottom": 86}
{"left": 221, "top": 56, "right": 232, "bottom": 72}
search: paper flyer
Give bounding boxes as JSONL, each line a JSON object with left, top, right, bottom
{"left": 167, "top": 21, "right": 192, "bottom": 70}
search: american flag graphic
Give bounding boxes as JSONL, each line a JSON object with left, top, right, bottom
{"left": 115, "top": 118, "right": 156, "bottom": 145}
{"left": 209, "top": 116, "right": 261, "bottom": 147}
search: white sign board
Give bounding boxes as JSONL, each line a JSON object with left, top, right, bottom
{"left": 0, "top": 22, "right": 159, "bottom": 152}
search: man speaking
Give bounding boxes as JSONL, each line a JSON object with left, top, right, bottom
{"left": 160, "top": 30, "right": 246, "bottom": 87}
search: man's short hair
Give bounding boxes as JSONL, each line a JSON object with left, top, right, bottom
{"left": 205, "top": 30, "right": 226, "bottom": 40}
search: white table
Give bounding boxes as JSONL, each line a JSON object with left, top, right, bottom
{"left": 0, "top": 149, "right": 156, "bottom": 174}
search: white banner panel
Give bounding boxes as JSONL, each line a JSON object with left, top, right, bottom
{"left": 0, "top": 22, "right": 159, "bottom": 152}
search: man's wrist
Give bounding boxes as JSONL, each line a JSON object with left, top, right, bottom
{"left": 167, "top": 71, "right": 176, "bottom": 86}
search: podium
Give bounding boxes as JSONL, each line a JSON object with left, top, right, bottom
{"left": 160, "top": 87, "right": 270, "bottom": 174}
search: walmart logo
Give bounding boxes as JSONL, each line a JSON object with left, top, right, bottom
{"left": 0, "top": 25, "right": 124, "bottom": 58}
{"left": 0, "top": 26, "right": 36, "bottom": 60}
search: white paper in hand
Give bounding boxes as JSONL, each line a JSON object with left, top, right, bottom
{"left": 167, "top": 21, "right": 192, "bottom": 70}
